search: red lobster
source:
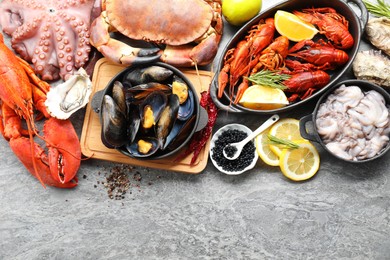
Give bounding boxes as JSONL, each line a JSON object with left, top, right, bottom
{"left": 286, "top": 39, "right": 349, "bottom": 71}
{"left": 0, "top": 33, "right": 80, "bottom": 188}
{"left": 217, "top": 18, "right": 275, "bottom": 99}
{"left": 283, "top": 70, "right": 330, "bottom": 102}
{"left": 293, "top": 7, "right": 354, "bottom": 50}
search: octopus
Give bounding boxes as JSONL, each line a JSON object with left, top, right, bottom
{"left": 316, "top": 84, "right": 390, "bottom": 161}
{"left": 0, "top": 0, "right": 95, "bottom": 81}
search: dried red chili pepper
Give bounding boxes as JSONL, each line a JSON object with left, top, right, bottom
{"left": 174, "top": 89, "right": 218, "bottom": 165}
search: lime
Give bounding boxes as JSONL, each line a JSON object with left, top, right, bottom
{"left": 222, "top": 0, "right": 262, "bottom": 26}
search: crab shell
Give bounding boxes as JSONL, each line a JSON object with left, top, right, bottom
{"left": 105, "top": 0, "right": 214, "bottom": 45}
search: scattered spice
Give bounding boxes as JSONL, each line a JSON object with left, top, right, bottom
{"left": 97, "top": 164, "right": 162, "bottom": 200}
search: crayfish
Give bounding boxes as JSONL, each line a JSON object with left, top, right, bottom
{"left": 0, "top": 33, "right": 80, "bottom": 188}
{"left": 293, "top": 7, "right": 354, "bottom": 50}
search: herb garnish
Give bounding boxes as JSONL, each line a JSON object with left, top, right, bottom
{"left": 363, "top": 0, "right": 390, "bottom": 18}
{"left": 267, "top": 134, "right": 300, "bottom": 149}
{"left": 247, "top": 70, "right": 291, "bottom": 90}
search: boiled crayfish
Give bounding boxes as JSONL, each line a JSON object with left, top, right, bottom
{"left": 293, "top": 7, "right": 354, "bottom": 50}
{"left": 0, "top": 33, "right": 80, "bottom": 188}
{"left": 286, "top": 39, "right": 349, "bottom": 71}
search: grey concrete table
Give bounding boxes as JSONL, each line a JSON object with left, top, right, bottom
{"left": 1, "top": 0, "right": 390, "bottom": 259}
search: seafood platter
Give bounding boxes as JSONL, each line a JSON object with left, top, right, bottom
{"left": 211, "top": 0, "right": 369, "bottom": 114}
{"left": 1, "top": 0, "right": 390, "bottom": 188}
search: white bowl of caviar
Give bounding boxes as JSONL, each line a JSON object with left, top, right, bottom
{"left": 210, "top": 123, "right": 258, "bottom": 175}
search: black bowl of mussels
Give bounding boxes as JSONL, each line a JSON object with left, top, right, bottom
{"left": 91, "top": 62, "right": 207, "bottom": 160}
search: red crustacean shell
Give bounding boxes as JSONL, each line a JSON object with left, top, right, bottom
{"left": 105, "top": 0, "right": 213, "bottom": 45}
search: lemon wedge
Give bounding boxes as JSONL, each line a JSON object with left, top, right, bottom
{"left": 238, "top": 85, "right": 289, "bottom": 110}
{"left": 274, "top": 10, "right": 319, "bottom": 42}
{"left": 268, "top": 118, "right": 305, "bottom": 157}
{"left": 279, "top": 140, "right": 320, "bottom": 181}
{"left": 255, "top": 130, "right": 280, "bottom": 166}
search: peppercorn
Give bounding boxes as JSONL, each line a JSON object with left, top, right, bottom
{"left": 211, "top": 129, "right": 255, "bottom": 172}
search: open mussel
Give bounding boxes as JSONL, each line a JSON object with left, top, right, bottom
{"left": 177, "top": 90, "right": 195, "bottom": 121}
{"left": 126, "top": 137, "right": 160, "bottom": 158}
{"left": 140, "top": 90, "right": 168, "bottom": 132}
{"left": 156, "top": 94, "right": 180, "bottom": 148}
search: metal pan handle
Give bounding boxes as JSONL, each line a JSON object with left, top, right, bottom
{"left": 345, "top": 0, "right": 369, "bottom": 31}
{"left": 210, "top": 77, "right": 243, "bottom": 113}
{"left": 299, "top": 114, "right": 321, "bottom": 143}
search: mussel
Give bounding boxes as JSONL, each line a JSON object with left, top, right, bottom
{"left": 156, "top": 94, "right": 180, "bottom": 148}
{"left": 126, "top": 137, "right": 160, "bottom": 157}
{"left": 140, "top": 91, "right": 168, "bottom": 132}
{"left": 101, "top": 95, "right": 127, "bottom": 148}
{"left": 123, "top": 65, "right": 174, "bottom": 85}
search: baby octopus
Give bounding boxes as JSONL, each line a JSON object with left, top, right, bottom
{"left": 316, "top": 84, "right": 390, "bottom": 161}
{"left": 0, "top": 0, "right": 95, "bottom": 81}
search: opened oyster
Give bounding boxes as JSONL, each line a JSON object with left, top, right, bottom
{"left": 45, "top": 68, "right": 92, "bottom": 119}
{"left": 365, "top": 17, "right": 390, "bottom": 56}
{"left": 352, "top": 50, "right": 390, "bottom": 88}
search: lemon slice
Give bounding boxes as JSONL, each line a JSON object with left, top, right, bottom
{"left": 239, "top": 85, "right": 289, "bottom": 110}
{"left": 255, "top": 131, "right": 279, "bottom": 166}
{"left": 268, "top": 118, "right": 305, "bottom": 157}
{"left": 274, "top": 10, "right": 319, "bottom": 42}
{"left": 279, "top": 140, "right": 320, "bottom": 181}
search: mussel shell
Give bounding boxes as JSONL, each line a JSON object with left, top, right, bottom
{"left": 126, "top": 137, "right": 160, "bottom": 158}
{"left": 101, "top": 95, "right": 128, "bottom": 148}
{"left": 164, "top": 115, "right": 196, "bottom": 151}
{"left": 127, "top": 103, "right": 141, "bottom": 143}
{"left": 156, "top": 94, "right": 180, "bottom": 148}
{"left": 140, "top": 90, "right": 168, "bottom": 131}
{"left": 123, "top": 65, "right": 173, "bottom": 85}
{"left": 177, "top": 89, "right": 195, "bottom": 121}
{"left": 112, "top": 81, "right": 127, "bottom": 115}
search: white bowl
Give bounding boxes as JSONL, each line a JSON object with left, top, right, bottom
{"left": 209, "top": 123, "right": 258, "bottom": 175}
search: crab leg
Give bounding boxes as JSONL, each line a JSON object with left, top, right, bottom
{"left": 89, "top": 11, "right": 161, "bottom": 65}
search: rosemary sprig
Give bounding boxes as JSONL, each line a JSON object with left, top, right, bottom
{"left": 363, "top": 0, "right": 390, "bottom": 18}
{"left": 267, "top": 134, "right": 300, "bottom": 149}
{"left": 246, "top": 70, "right": 291, "bottom": 90}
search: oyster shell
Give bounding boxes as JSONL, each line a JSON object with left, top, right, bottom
{"left": 352, "top": 50, "right": 390, "bottom": 88}
{"left": 365, "top": 17, "right": 390, "bottom": 56}
{"left": 45, "top": 68, "right": 92, "bottom": 119}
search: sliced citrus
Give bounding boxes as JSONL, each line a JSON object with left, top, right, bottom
{"left": 274, "top": 10, "right": 318, "bottom": 42}
{"left": 238, "top": 84, "right": 289, "bottom": 110}
{"left": 255, "top": 131, "right": 279, "bottom": 166}
{"left": 268, "top": 118, "right": 305, "bottom": 157}
{"left": 279, "top": 140, "right": 320, "bottom": 181}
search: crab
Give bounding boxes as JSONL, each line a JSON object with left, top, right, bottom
{"left": 89, "top": 0, "right": 223, "bottom": 67}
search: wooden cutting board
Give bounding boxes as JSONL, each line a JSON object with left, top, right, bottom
{"left": 80, "top": 58, "right": 213, "bottom": 174}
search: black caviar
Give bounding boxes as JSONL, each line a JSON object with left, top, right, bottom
{"left": 212, "top": 129, "right": 256, "bottom": 172}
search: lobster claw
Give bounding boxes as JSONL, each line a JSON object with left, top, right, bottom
{"left": 8, "top": 118, "right": 80, "bottom": 188}
{"left": 44, "top": 118, "right": 81, "bottom": 185}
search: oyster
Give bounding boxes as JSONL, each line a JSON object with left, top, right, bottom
{"left": 352, "top": 50, "right": 390, "bottom": 88}
{"left": 365, "top": 17, "right": 390, "bottom": 56}
{"left": 45, "top": 68, "right": 92, "bottom": 119}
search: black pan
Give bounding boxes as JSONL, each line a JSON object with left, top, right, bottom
{"left": 210, "top": 0, "right": 368, "bottom": 114}
{"left": 90, "top": 62, "right": 208, "bottom": 160}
